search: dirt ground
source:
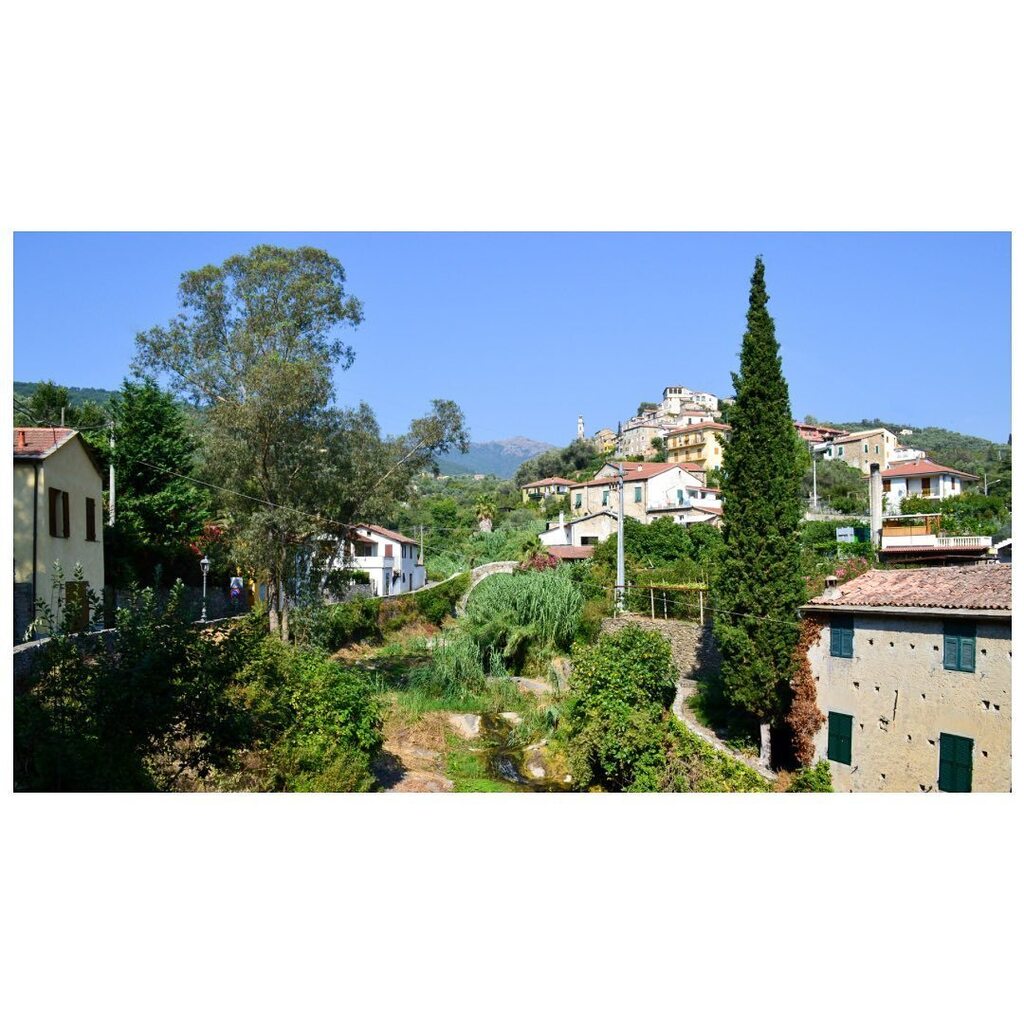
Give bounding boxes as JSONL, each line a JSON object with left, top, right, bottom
{"left": 372, "top": 697, "right": 454, "bottom": 792}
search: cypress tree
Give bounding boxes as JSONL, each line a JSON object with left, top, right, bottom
{"left": 712, "top": 257, "right": 805, "bottom": 767}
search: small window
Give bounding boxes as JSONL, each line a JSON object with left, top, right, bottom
{"left": 85, "top": 497, "right": 97, "bottom": 542}
{"left": 883, "top": 480, "right": 891, "bottom": 492}
{"left": 827, "top": 712, "right": 853, "bottom": 765}
{"left": 633, "top": 486, "right": 642, "bottom": 503}
{"left": 602, "top": 490, "right": 609, "bottom": 507}
{"left": 837, "top": 446, "right": 844, "bottom": 456}
{"left": 943, "top": 620, "right": 976, "bottom": 673}
{"left": 938, "top": 733, "right": 973, "bottom": 792}
{"left": 830, "top": 614, "right": 854, "bottom": 658}
{"left": 677, "top": 489, "right": 684, "bottom": 504}
{"left": 864, "top": 443, "right": 869, "bottom": 453}
{"left": 48, "top": 487, "right": 70, "bottom": 538}
{"left": 875, "top": 445, "right": 880, "bottom": 454}
{"left": 574, "top": 494, "right": 582, "bottom": 509}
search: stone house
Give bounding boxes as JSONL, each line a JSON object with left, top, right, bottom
{"left": 13, "top": 427, "right": 105, "bottom": 640}
{"left": 803, "top": 564, "right": 1011, "bottom": 793}
{"left": 820, "top": 427, "right": 899, "bottom": 473}
{"left": 538, "top": 509, "right": 618, "bottom": 549}
{"left": 520, "top": 476, "right": 575, "bottom": 503}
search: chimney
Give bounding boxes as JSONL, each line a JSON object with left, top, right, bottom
{"left": 869, "top": 462, "right": 883, "bottom": 549}
{"left": 824, "top": 575, "right": 840, "bottom": 598}
{"left": 17, "top": 429, "right": 27, "bottom": 448}
{"left": 558, "top": 511, "right": 565, "bottom": 529}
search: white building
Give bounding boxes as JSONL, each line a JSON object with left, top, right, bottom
{"left": 881, "top": 459, "right": 979, "bottom": 512}
{"left": 568, "top": 463, "right": 721, "bottom": 525}
{"left": 343, "top": 524, "right": 426, "bottom": 596}
{"left": 539, "top": 509, "right": 619, "bottom": 548}
{"left": 888, "top": 446, "right": 928, "bottom": 464}
{"left": 659, "top": 385, "right": 719, "bottom": 417}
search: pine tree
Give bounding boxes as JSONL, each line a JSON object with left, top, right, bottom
{"left": 712, "top": 257, "right": 805, "bottom": 767}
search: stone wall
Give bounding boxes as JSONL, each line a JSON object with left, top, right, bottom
{"left": 600, "top": 613, "right": 720, "bottom": 682}
{"left": 808, "top": 611, "right": 1012, "bottom": 793}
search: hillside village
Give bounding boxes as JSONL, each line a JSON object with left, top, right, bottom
{"left": 12, "top": 247, "right": 1012, "bottom": 796}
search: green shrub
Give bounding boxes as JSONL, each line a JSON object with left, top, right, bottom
{"left": 407, "top": 628, "right": 486, "bottom": 702}
{"left": 659, "top": 719, "right": 770, "bottom": 792}
{"left": 291, "top": 598, "right": 382, "bottom": 651}
{"left": 414, "top": 572, "right": 470, "bottom": 624}
{"left": 786, "top": 760, "right": 834, "bottom": 792}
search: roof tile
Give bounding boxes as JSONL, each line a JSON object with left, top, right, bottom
{"left": 808, "top": 564, "right": 1009, "bottom": 611}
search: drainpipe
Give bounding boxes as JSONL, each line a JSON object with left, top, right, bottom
{"left": 869, "top": 463, "right": 883, "bottom": 550}
{"left": 31, "top": 462, "right": 39, "bottom": 636}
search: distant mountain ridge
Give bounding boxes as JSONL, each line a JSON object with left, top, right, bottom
{"left": 435, "top": 437, "right": 556, "bottom": 478}
{"left": 15, "top": 380, "right": 120, "bottom": 407}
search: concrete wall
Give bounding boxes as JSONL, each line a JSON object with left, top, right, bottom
{"left": 808, "top": 611, "right": 1011, "bottom": 792}
{"left": 600, "top": 613, "right": 720, "bottom": 683}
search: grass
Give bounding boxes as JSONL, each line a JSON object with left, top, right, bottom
{"left": 446, "top": 736, "right": 517, "bottom": 793}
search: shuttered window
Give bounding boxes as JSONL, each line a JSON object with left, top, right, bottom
{"left": 85, "top": 497, "right": 97, "bottom": 541}
{"left": 62, "top": 491, "right": 70, "bottom": 537}
{"left": 830, "top": 614, "right": 854, "bottom": 658}
{"left": 602, "top": 490, "right": 609, "bottom": 506}
{"left": 943, "top": 620, "right": 976, "bottom": 672}
{"left": 634, "top": 486, "right": 642, "bottom": 503}
{"left": 48, "top": 488, "right": 61, "bottom": 537}
{"left": 827, "top": 712, "right": 853, "bottom": 765}
{"left": 938, "top": 733, "right": 973, "bottom": 792}
{"left": 574, "top": 494, "right": 582, "bottom": 508}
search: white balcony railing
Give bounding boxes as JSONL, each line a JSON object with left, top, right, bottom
{"left": 881, "top": 533, "right": 992, "bottom": 551}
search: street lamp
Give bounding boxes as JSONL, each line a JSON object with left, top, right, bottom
{"left": 200, "top": 554, "right": 211, "bottom": 622}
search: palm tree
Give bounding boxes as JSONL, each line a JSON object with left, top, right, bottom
{"left": 474, "top": 499, "right": 496, "bottom": 533}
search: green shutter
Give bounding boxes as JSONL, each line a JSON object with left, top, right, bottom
{"left": 828, "top": 712, "right": 853, "bottom": 765}
{"left": 959, "top": 636, "right": 976, "bottom": 672}
{"left": 939, "top": 733, "right": 973, "bottom": 792}
{"left": 830, "top": 627, "right": 842, "bottom": 657}
{"left": 841, "top": 628, "right": 854, "bottom": 658}
{"left": 943, "top": 635, "right": 959, "bottom": 670}
{"left": 634, "top": 486, "right": 642, "bottom": 503}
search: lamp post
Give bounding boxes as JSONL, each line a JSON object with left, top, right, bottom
{"left": 200, "top": 555, "right": 211, "bottom": 623}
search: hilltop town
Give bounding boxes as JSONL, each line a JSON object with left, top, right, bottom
{"left": 12, "top": 247, "right": 1011, "bottom": 797}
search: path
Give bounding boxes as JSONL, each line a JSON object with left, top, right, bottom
{"left": 671, "top": 681, "right": 778, "bottom": 782}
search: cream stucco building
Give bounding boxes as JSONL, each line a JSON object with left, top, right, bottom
{"left": 664, "top": 422, "right": 731, "bottom": 471}
{"left": 14, "top": 428, "right": 105, "bottom": 639}
{"left": 804, "top": 564, "right": 1011, "bottom": 793}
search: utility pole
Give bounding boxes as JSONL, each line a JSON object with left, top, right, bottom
{"left": 419, "top": 524, "right": 424, "bottom": 563}
{"left": 615, "top": 462, "right": 626, "bottom": 612}
{"left": 108, "top": 421, "right": 116, "bottom": 526}
{"left": 811, "top": 452, "right": 818, "bottom": 511}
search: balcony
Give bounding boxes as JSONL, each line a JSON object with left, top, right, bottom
{"left": 880, "top": 528, "right": 992, "bottom": 552}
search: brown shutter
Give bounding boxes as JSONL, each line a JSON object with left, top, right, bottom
{"left": 49, "top": 488, "right": 60, "bottom": 537}
{"left": 62, "top": 490, "right": 70, "bottom": 538}
{"left": 86, "top": 498, "right": 96, "bottom": 541}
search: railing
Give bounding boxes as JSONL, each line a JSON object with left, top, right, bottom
{"left": 881, "top": 533, "right": 992, "bottom": 550}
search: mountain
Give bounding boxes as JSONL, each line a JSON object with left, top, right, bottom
{"left": 435, "top": 437, "right": 556, "bottom": 478}
{"left": 14, "top": 380, "right": 120, "bottom": 407}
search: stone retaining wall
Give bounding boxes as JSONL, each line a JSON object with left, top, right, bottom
{"left": 600, "top": 613, "right": 720, "bottom": 682}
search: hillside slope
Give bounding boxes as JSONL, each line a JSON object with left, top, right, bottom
{"left": 435, "top": 437, "right": 556, "bottom": 478}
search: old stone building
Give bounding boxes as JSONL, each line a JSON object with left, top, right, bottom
{"left": 804, "top": 564, "right": 1011, "bottom": 793}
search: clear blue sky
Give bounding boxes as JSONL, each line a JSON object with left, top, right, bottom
{"left": 13, "top": 232, "right": 1011, "bottom": 445}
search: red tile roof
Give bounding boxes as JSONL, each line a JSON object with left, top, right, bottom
{"left": 881, "top": 459, "right": 979, "bottom": 481}
{"left": 574, "top": 464, "right": 681, "bottom": 487}
{"left": 547, "top": 545, "right": 595, "bottom": 560}
{"left": 521, "top": 477, "right": 575, "bottom": 488}
{"left": 808, "top": 564, "right": 1009, "bottom": 611}
{"left": 357, "top": 524, "right": 420, "bottom": 548}
{"left": 13, "top": 427, "right": 76, "bottom": 458}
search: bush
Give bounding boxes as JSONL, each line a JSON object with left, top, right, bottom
{"left": 659, "top": 719, "right": 770, "bottom": 792}
{"left": 560, "top": 626, "right": 677, "bottom": 791}
{"left": 291, "top": 598, "right": 382, "bottom": 651}
{"left": 786, "top": 760, "right": 833, "bottom": 792}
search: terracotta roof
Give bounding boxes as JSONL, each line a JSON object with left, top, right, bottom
{"left": 834, "top": 427, "right": 894, "bottom": 442}
{"left": 575, "top": 464, "right": 680, "bottom": 487}
{"left": 522, "top": 477, "right": 575, "bottom": 488}
{"left": 547, "top": 545, "right": 595, "bottom": 560}
{"left": 664, "top": 422, "right": 731, "bottom": 437}
{"left": 881, "top": 459, "right": 979, "bottom": 481}
{"left": 808, "top": 564, "right": 1010, "bottom": 611}
{"left": 357, "top": 524, "right": 420, "bottom": 548}
{"left": 13, "top": 427, "right": 76, "bottom": 459}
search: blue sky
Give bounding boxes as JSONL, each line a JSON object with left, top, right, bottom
{"left": 13, "top": 232, "right": 1011, "bottom": 445}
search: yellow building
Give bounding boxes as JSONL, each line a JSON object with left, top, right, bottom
{"left": 14, "top": 428, "right": 105, "bottom": 640}
{"left": 664, "top": 422, "right": 731, "bottom": 471}
{"left": 520, "top": 476, "right": 575, "bottom": 503}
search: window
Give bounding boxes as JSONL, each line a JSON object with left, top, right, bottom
{"left": 943, "top": 620, "right": 976, "bottom": 672}
{"left": 85, "top": 497, "right": 97, "bottom": 541}
{"left": 837, "top": 446, "right": 844, "bottom": 456}
{"left": 602, "top": 490, "right": 609, "bottom": 506}
{"left": 863, "top": 443, "right": 869, "bottom": 453}
{"left": 633, "top": 486, "right": 642, "bottom": 503}
{"left": 875, "top": 445, "right": 880, "bottom": 454}
{"left": 883, "top": 480, "right": 891, "bottom": 492}
{"left": 48, "top": 488, "right": 70, "bottom": 538}
{"left": 677, "top": 488, "right": 684, "bottom": 504}
{"left": 354, "top": 541, "right": 377, "bottom": 557}
{"left": 938, "top": 733, "right": 973, "bottom": 792}
{"left": 830, "top": 614, "right": 854, "bottom": 658}
{"left": 574, "top": 494, "right": 582, "bottom": 509}
{"left": 827, "top": 712, "right": 853, "bottom": 765}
